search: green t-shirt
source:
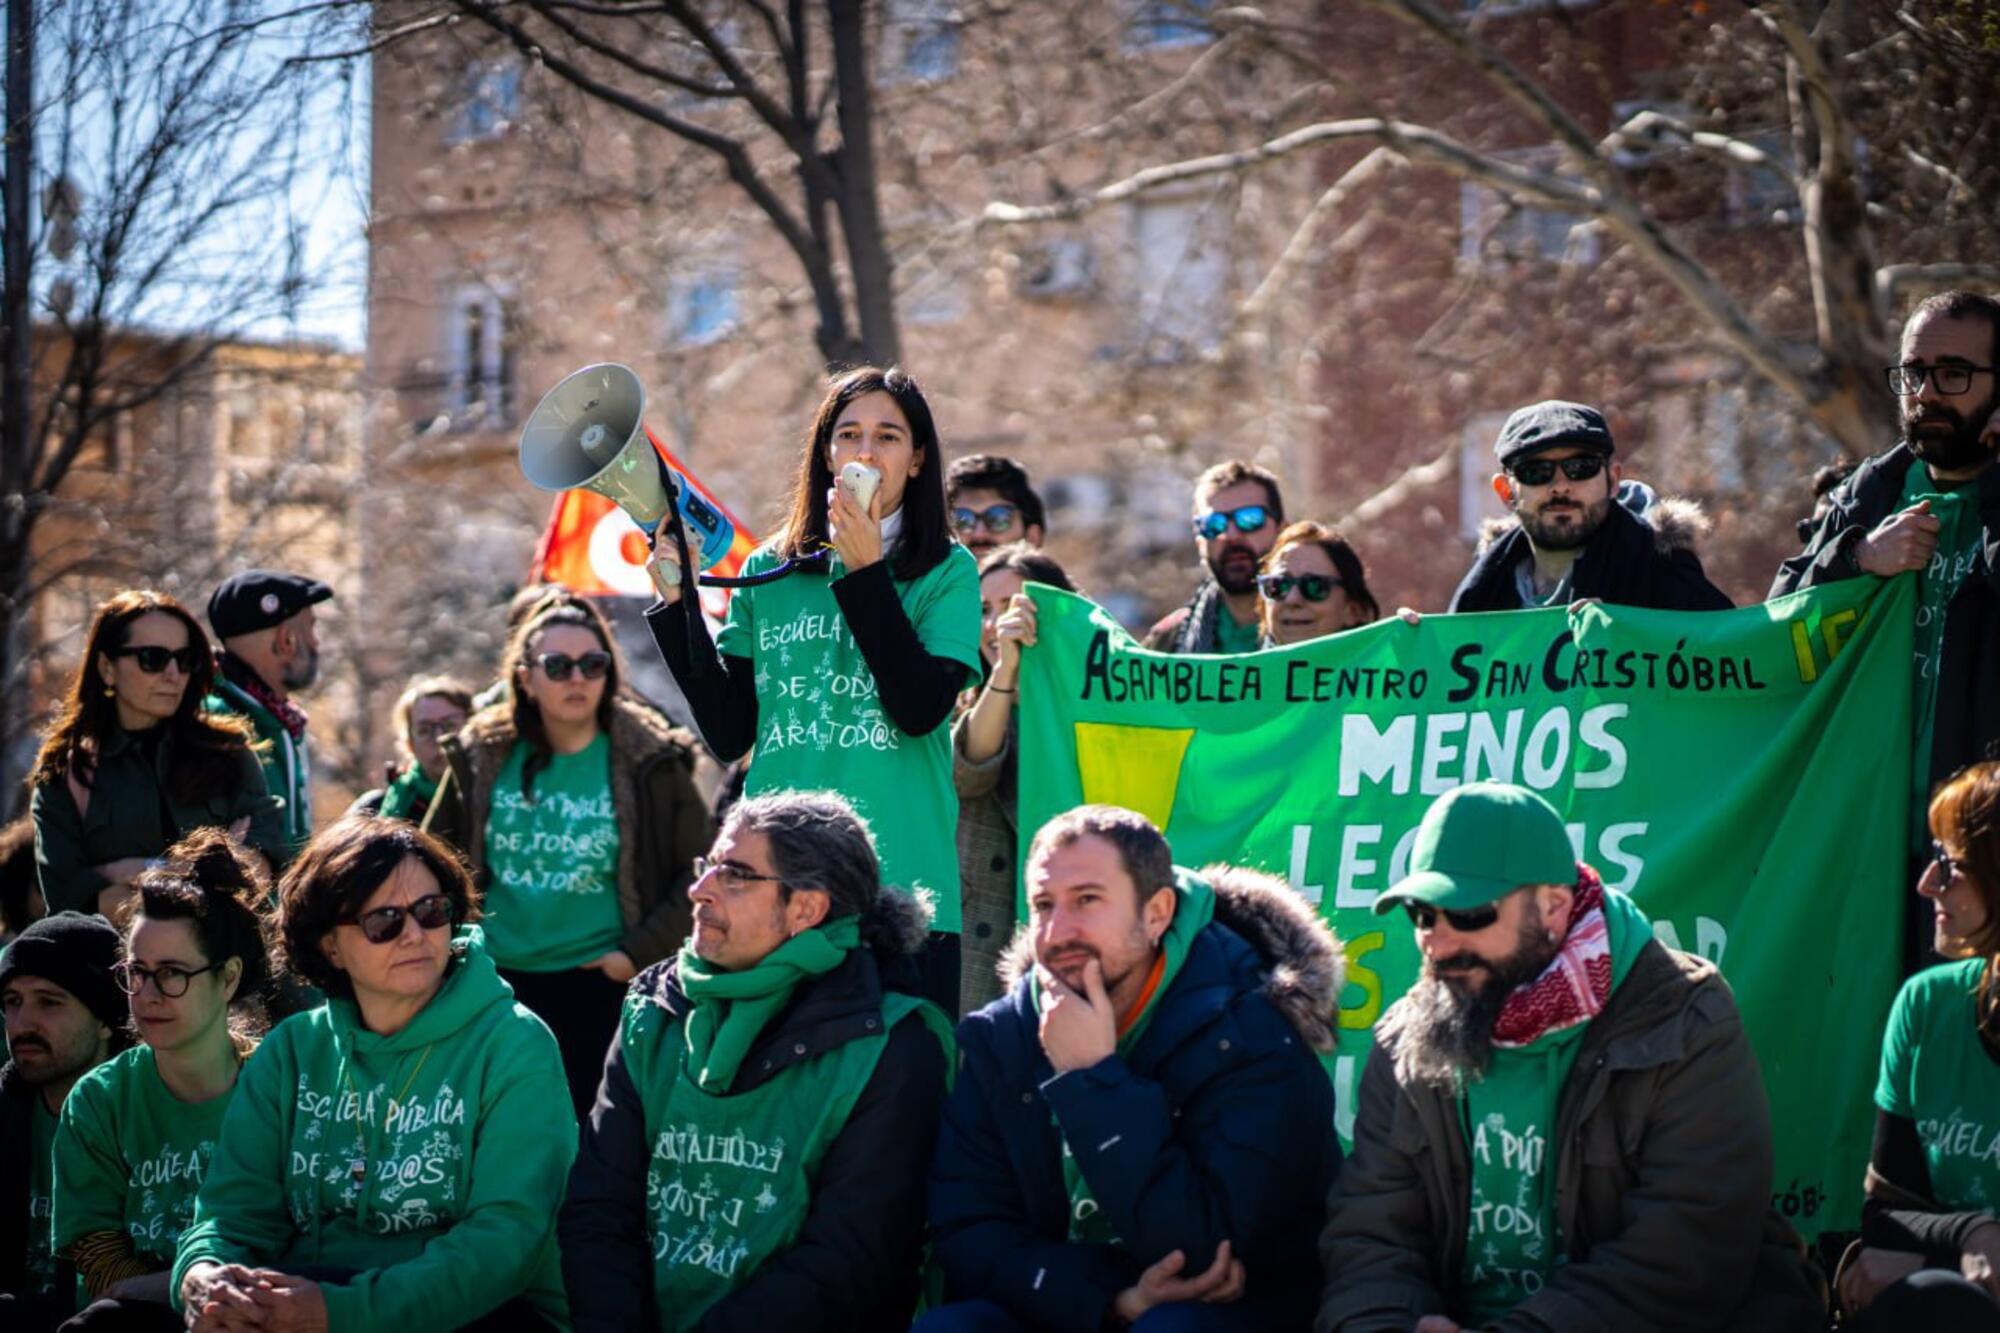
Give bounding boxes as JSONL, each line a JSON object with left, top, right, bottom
{"left": 1457, "top": 888, "right": 1652, "bottom": 1322}
{"left": 26, "top": 1092, "right": 59, "bottom": 1299}
{"left": 1875, "top": 958, "right": 2000, "bottom": 1210}
{"left": 52, "top": 1044, "right": 233, "bottom": 1269}
{"left": 1900, "top": 460, "right": 1983, "bottom": 848}
{"left": 717, "top": 542, "right": 981, "bottom": 932}
{"left": 482, "top": 734, "right": 624, "bottom": 971}
{"left": 1213, "top": 608, "right": 1263, "bottom": 655}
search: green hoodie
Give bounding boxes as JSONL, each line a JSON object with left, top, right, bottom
{"left": 1457, "top": 887, "right": 1651, "bottom": 1323}
{"left": 171, "top": 928, "right": 575, "bottom": 1331}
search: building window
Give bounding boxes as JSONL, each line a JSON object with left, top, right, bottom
{"left": 1724, "top": 129, "right": 1795, "bottom": 227}
{"left": 445, "top": 285, "right": 514, "bottom": 429}
{"left": 1129, "top": 0, "right": 1213, "bottom": 49}
{"left": 1129, "top": 191, "right": 1231, "bottom": 361}
{"left": 449, "top": 59, "right": 521, "bottom": 145}
{"left": 1458, "top": 147, "right": 1597, "bottom": 267}
{"left": 668, "top": 268, "right": 740, "bottom": 346}
{"left": 884, "top": 0, "right": 959, "bottom": 82}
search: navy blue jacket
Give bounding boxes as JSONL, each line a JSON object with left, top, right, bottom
{"left": 929, "top": 868, "right": 1343, "bottom": 1331}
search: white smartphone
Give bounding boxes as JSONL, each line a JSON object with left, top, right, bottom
{"left": 838, "top": 461, "right": 881, "bottom": 513}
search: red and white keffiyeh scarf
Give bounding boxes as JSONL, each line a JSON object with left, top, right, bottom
{"left": 1491, "top": 864, "right": 1608, "bottom": 1049}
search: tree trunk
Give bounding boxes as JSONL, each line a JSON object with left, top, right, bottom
{"left": 825, "top": 0, "right": 900, "bottom": 369}
{"left": 2, "top": 0, "right": 33, "bottom": 804}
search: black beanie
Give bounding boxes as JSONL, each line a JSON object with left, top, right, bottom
{"left": 0, "top": 911, "right": 125, "bottom": 1031}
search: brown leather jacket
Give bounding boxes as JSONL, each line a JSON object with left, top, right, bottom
{"left": 1318, "top": 939, "right": 1826, "bottom": 1333}
{"left": 423, "top": 697, "right": 712, "bottom": 969}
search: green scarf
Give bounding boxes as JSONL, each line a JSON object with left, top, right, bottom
{"left": 1042, "top": 868, "right": 1216, "bottom": 1243}
{"left": 678, "top": 916, "right": 860, "bottom": 1093}
{"left": 378, "top": 765, "right": 439, "bottom": 821}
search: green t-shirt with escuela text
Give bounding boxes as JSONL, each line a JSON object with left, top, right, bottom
{"left": 52, "top": 1044, "right": 234, "bottom": 1271}
{"left": 482, "top": 734, "right": 624, "bottom": 972}
{"left": 1899, "top": 459, "right": 1983, "bottom": 850}
{"left": 27, "top": 1091, "right": 61, "bottom": 1301}
{"left": 1875, "top": 958, "right": 2000, "bottom": 1210}
{"left": 717, "top": 542, "right": 981, "bottom": 933}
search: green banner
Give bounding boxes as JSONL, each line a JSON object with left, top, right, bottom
{"left": 1016, "top": 577, "right": 1915, "bottom": 1238}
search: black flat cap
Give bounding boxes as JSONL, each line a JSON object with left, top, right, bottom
{"left": 208, "top": 570, "right": 334, "bottom": 640}
{"left": 1494, "top": 400, "right": 1615, "bottom": 467}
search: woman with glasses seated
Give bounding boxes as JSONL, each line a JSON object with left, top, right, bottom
{"left": 50, "top": 829, "right": 270, "bottom": 1331}
{"left": 30, "top": 592, "right": 285, "bottom": 919}
{"left": 173, "top": 817, "right": 574, "bottom": 1332}
{"left": 645, "top": 367, "right": 981, "bottom": 1016}
{"left": 1841, "top": 761, "right": 2000, "bottom": 1332}
{"left": 952, "top": 543, "right": 1076, "bottom": 1014}
{"left": 422, "top": 596, "right": 710, "bottom": 1118}
{"left": 1255, "top": 521, "right": 1380, "bottom": 648}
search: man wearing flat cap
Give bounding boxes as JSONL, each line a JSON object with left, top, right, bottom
{"left": 1448, "top": 400, "right": 1732, "bottom": 613}
{"left": 1, "top": 912, "right": 125, "bottom": 1328}
{"left": 1317, "top": 783, "right": 1822, "bottom": 1333}
{"left": 205, "top": 570, "right": 331, "bottom": 853}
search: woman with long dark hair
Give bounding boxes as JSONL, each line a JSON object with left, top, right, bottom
{"left": 30, "top": 593, "right": 285, "bottom": 919}
{"left": 173, "top": 817, "right": 574, "bottom": 1332}
{"left": 423, "top": 595, "right": 710, "bottom": 1117}
{"left": 952, "top": 543, "right": 1076, "bottom": 1014}
{"left": 51, "top": 830, "right": 271, "bottom": 1330}
{"left": 1842, "top": 761, "right": 2000, "bottom": 1331}
{"left": 647, "top": 366, "right": 981, "bottom": 1012}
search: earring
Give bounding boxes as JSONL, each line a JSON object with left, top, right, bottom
{"left": 101, "top": 684, "right": 115, "bottom": 698}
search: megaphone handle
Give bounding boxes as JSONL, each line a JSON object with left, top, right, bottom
{"left": 649, "top": 453, "right": 715, "bottom": 679}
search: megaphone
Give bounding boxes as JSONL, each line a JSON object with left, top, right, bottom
{"left": 518, "top": 363, "right": 735, "bottom": 570}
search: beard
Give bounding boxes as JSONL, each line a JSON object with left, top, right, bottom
{"left": 1377, "top": 904, "right": 1563, "bottom": 1090}
{"left": 280, "top": 645, "right": 320, "bottom": 691}
{"left": 1903, "top": 390, "right": 1998, "bottom": 472}
{"left": 1518, "top": 491, "right": 1613, "bottom": 552}
{"left": 1039, "top": 925, "right": 1151, "bottom": 997}
{"left": 1206, "top": 543, "right": 1262, "bottom": 596}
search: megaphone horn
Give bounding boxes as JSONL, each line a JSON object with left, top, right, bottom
{"left": 519, "top": 363, "right": 670, "bottom": 531}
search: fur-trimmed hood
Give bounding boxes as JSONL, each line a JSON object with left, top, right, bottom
{"left": 1475, "top": 480, "right": 1712, "bottom": 557}
{"left": 998, "top": 863, "right": 1345, "bottom": 1052}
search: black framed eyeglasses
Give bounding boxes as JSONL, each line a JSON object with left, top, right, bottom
{"left": 1257, "top": 573, "right": 1341, "bottom": 603}
{"left": 409, "top": 717, "right": 467, "bottom": 743}
{"left": 343, "top": 893, "right": 455, "bottom": 945}
{"left": 951, "top": 503, "right": 1020, "bottom": 535}
{"left": 111, "top": 960, "right": 221, "bottom": 998}
{"left": 1402, "top": 900, "right": 1502, "bottom": 933}
{"left": 1933, "top": 840, "right": 1961, "bottom": 883}
{"left": 1508, "top": 455, "right": 1607, "bottom": 487}
{"left": 1886, "top": 362, "right": 1996, "bottom": 396}
{"left": 107, "top": 645, "right": 202, "bottom": 675}
{"left": 692, "top": 855, "right": 784, "bottom": 892}
{"left": 535, "top": 651, "right": 610, "bottom": 682}
{"left": 1194, "top": 505, "right": 1271, "bottom": 538}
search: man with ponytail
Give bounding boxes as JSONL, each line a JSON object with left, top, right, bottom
{"left": 558, "top": 791, "right": 952, "bottom": 1331}
{"left": 51, "top": 830, "right": 271, "bottom": 1330}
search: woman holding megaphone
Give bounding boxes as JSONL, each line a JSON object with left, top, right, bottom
{"left": 648, "top": 366, "right": 980, "bottom": 1014}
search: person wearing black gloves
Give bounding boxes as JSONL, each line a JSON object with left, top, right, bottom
{"left": 646, "top": 366, "right": 980, "bottom": 1014}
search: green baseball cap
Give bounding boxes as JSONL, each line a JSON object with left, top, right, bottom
{"left": 1373, "top": 782, "right": 1576, "bottom": 914}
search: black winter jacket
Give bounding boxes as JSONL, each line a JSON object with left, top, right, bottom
{"left": 1771, "top": 443, "right": 2000, "bottom": 792}
{"left": 929, "top": 866, "right": 1345, "bottom": 1332}
{"left": 1451, "top": 492, "right": 1734, "bottom": 614}
{"left": 558, "top": 894, "right": 948, "bottom": 1333}
{"left": 1, "top": 1059, "right": 76, "bottom": 1319}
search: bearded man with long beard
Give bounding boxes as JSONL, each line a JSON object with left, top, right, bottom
{"left": 1318, "top": 783, "right": 1824, "bottom": 1333}
{"left": 1774, "top": 288, "right": 2000, "bottom": 969}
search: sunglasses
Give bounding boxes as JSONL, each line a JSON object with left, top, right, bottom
{"left": 1194, "top": 505, "right": 1271, "bottom": 538}
{"left": 343, "top": 893, "right": 455, "bottom": 945}
{"left": 535, "top": 651, "right": 610, "bottom": 682}
{"left": 1508, "top": 455, "right": 1607, "bottom": 487}
{"left": 1257, "top": 573, "right": 1341, "bottom": 603}
{"left": 111, "top": 959, "right": 221, "bottom": 999}
{"left": 1933, "top": 840, "right": 1961, "bottom": 882}
{"left": 1402, "top": 900, "right": 1502, "bottom": 933}
{"left": 951, "top": 503, "right": 1020, "bottom": 535}
{"left": 107, "top": 645, "right": 202, "bottom": 674}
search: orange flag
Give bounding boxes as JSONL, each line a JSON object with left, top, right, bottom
{"left": 529, "top": 435, "right": 757, "bottom": 623}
